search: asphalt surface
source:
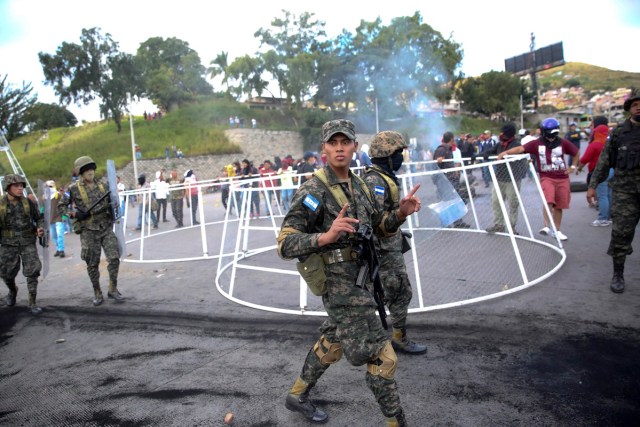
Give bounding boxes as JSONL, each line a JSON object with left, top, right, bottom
{"left": 1, "top": 180, "right": 639, "bottom": 427}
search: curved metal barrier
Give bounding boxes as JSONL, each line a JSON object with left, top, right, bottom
{"left": 121, "top": 155, "right": 566, "bottom": 315}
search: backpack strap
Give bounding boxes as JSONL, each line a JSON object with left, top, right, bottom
{"left": 77, "top": 181, "right": 106, "bottom": 206}
{"left": 313, "top": 168, "right": 374, "bottom": 209}
{"left": 366, "top": 166, "right": 399, "bottom": 206}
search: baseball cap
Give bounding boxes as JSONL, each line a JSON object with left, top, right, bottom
{"left": 321, "top": 119, "right": 356, "bottom": 143}
{"left": 483, "top": 130, "right": 491, "bottom": 135}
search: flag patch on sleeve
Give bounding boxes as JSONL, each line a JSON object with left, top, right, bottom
{"left": 303, "top": 194, "right": 320, "bottom": 212}
{"left": 374, "top": 186, "right": 385, "bottom": 195}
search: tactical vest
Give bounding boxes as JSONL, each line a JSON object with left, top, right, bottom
{"left": 615, "top": 124, "right": 640, "bottom": 170}
{"left": 0, "top": 196, "right": 35, "bottom": 239}
{"left": 313, "top": 168, "right": 374, "bottom": 210}
{"left": 365, "top": 166, "right": 399, "bottom": 209}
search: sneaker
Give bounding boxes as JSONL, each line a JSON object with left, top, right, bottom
{"left": 58, "top": 251, "right": 65, "bottom": 258}
{"left": 591, "top": 219, "right": 611, "bottom": 227}
{"left": 555, "top": 230, "right": 568, "bottom": 241}
{"left": 54, "top": 251, "right": 60, "bottom": 257}
{"left": 539, "top": 226, "right": 550, "bottom": 235}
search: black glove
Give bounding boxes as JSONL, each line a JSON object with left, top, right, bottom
{"left": 75, "top": 210, "right": 89, "bottom": 221}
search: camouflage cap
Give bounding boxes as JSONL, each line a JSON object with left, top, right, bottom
{"left": 369, "top": 131, "right": 408, "bottom": 159}
{"left": 623, "top": 88, "right": 640, "bottom": 111}
{"left": 321, "top": 119, "right": 356, "bottom": 143}
{"left": 3, "top": 174, "right": 27, "bottom": 191}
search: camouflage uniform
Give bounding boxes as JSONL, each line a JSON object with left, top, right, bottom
{"left": 589, "top": 110, "right": 640, "bottom": 292}
{"left": 58, "top": 176, "right": 121, "bottom": 303}
{"left": 364, "top": 131, "right": 427, "bottom": 355}
{"left": 168, "top": 178, "right": 185, "bottom": 227}
{"left": 278, "top": 164, "right": 407, "bottom": 423}
{"left": 364, "top": 170, "right": 411, "bottom": 325}
{"left": 0, "top": 176, "right": 44, "bottom": 311}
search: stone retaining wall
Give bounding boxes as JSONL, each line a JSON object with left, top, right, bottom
{"left": 117, "top": 128, "right": 373, "bottom": 188}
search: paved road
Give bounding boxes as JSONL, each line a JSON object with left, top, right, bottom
{"left": 1, "top": 182, "right": 639, "bottom": 426}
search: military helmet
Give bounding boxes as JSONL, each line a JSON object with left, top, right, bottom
{"left": 368, "top": 131, "right": 408, "bottom": 159}
{"left": 3, "top": 174, "right": 27, "bottom": 192}
{"left": 74, "top": 156, "right": 96, "bottom": 175}
{"left": 623, "top": 88, "right": 640, "bottom": 112}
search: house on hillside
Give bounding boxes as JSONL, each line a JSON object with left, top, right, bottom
{"left": 556, "top": 107, "right": 588, "bottom": 133}
{"left": 245, "top": 96, "right": 288, "bottom": 110}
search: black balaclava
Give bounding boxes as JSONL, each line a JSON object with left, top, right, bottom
{"left": 390, "top": 150, "right": 404, "bottom": 171}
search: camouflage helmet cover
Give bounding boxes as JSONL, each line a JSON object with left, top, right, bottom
{"left": 368, "top": 131, "right": 408, "bottom": 159}
{"left": 74, "top": 156, "right": 96, "bottom": 174}
{"left": 623, "top": 88, "right": 640, "bottom": 111}
{"left": 3, "top": 174, "right": 27, "bottom": 191}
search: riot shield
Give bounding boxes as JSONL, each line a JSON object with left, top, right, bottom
{"left": 106, "top": 160, "right": 127, "bottom": 258}
{"left": 37, "top": 180, "right": 51, "bottom": 279}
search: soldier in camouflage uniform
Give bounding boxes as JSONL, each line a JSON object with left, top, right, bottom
{"left": 58, "top": 156, "right": 124, "bottom": 306}
{"left": 277, "top": 120, "right": 421, "bottom": 427}
{"left": 0, "top": 174, "right": 45, "bottom": 314}
{"left": 364, "top": 131, "right": 427, "bottom": 355}
{"left": 168, "top": 169, "right": 185, "bottom": 228}
{"left": 588, "top": 90, "right": 640, "bottom": 293}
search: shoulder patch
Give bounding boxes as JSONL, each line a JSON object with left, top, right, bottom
{"left": 374, "top": 185, "right": 385, "bottom": 196}
{"left": 303, "top": 194, "right": 320, "bottom": 212}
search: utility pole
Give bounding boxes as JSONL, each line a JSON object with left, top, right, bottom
{"left": 530, "top": 33, "right": 539, "bottom": 111}
{"left": 128, "top": 93, "right": 138, "bottom": 181}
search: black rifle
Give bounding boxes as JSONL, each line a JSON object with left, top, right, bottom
{"left": 76, "top": 190, "right": 111, "bottom": 217}
{"left": 355, "top": 223, "right": 388, "bottom": 330}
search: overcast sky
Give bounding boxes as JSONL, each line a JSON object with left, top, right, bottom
{"left": 1, "top": 0, "right": 638, "bottom": 122}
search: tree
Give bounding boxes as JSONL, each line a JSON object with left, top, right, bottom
{"left": 208, "top": 51, "right": 231, "bottom": 94}
{"left": 225, "top": 55, "right": 268, "bottom": 100}
{"left": 457, "top": 71, "right": 523, "bottom": 119}
{"left": 136, "top": 37, "right": 212, "bottom": 112}
{"left": 0, "top": 74, "right": 37, "bottom": 141}
{"left": 255, "top": 10, "right": 329, "bottom": 107}
{"left": 39, "top": 27, "right": 141, "bottom": 132}
{"left": 24, "top": 102, "right": 77, "bottom": 130}
{"left": 315, "top": 12, "right": 463, "bottom": 118}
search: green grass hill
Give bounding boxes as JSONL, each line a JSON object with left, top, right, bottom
{"left": 536, "top": 62, "right": 640, "bottom": 92}
{"left": 6, "top": 97, "right": 503, "bottom": 186}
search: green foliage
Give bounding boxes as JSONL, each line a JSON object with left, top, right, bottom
{"left": 457, "top": 71, "right": 523, "bottom": 119}
{"left": 24, "top": 102, "right": 77, "bottom": 130}
{"left": 8, "top": 96, "right": 502, "bottom": 186}
{"left": 314, "top": 12, "right": 463, "bottom": 117}
{"left": 38, "top": 27, "right": 141, "bottom": 133}
{"left": 0, "top": 74, "right": 37, "bottom": 141}
{"left": 135, "top": 37, "right": 212, "bottom": 111}
{"left": 537, "top": 62, "right": 640, "bottom": 92}
{"left": 254, "top": 11, "right": 329, "bottom": 107}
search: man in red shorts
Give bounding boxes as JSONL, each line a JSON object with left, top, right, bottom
{"left": 498, "top": 118, "right": 579, "bottom": 241}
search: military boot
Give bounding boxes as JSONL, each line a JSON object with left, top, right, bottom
{"left": 385, "top": 409, "right": 408, "bottom": 427}
{"left": 611, "top": 258, "right": 625, "bottom": 293}
{"left": 284, "top": 377, "right": 328, "bottom": 424}
{"left": 28, "top": 292, "right": 43, "bottom": 315}
{"left": 107, "top": 281, "right": 125, "bottom": 302}
{"left": 4, "top": 284, "right": 18, "bottom": 307}
{"left": 93, "top": 288, "right": 104, "bottom": 306}
{"left": 392, "top": 328, "right": 427, "bottom": 355}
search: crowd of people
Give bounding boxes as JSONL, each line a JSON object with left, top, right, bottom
{"left": 1, "top": 90, "right": 638, "bottom": 425}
